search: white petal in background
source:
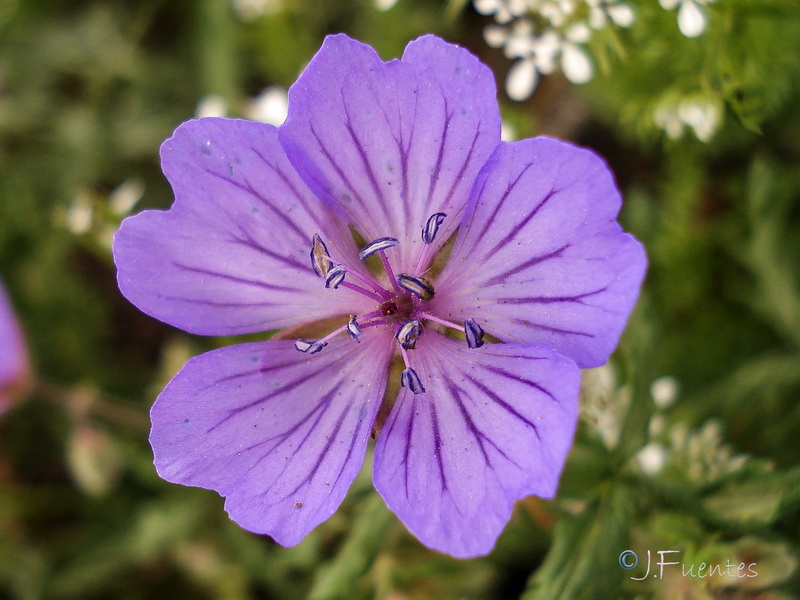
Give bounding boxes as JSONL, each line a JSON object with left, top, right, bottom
{"left": 534, "top": 31, "right": 561, "bottom": 75}
{"left": 561, "top": 44, "right": 593, "bottom": 85}
{"left": 246, "top": 86, "right": 289, "bottom": 125}
{"left": 565, "top": 22, "right": 591, "bottom": 44}
{"left": 373, "top": 0, "right": 398, "bottom": 11}
{"left": 473, "top": 0, "right": 502, "bottom": 16}
{"left": 505, "top": 57, "right": 539, "bottom": 101}
{"left": 678, "top": 99, "right": 720, "bottom": 142}
{"left": 608, "top": 4, "right": 635, "bottom": 27}
{"left": 483, "top": 24, "right": 509, "bottom": 48}
{"left": 678, "top": 0, "right": 707, "bottom": 37}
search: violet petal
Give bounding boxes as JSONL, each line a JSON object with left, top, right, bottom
{"left": 279, "top": 34, "right": 501, "bottom": 274}
{"left": 373, "top": 332, "right": 579, "bottom": 558}
{"left": 151, "top": 330, "right": 394, "bottom": 547}
{"left": 113, "top": 118, "right": 374, "bottom": 336}
{"left": 431, "top": 137, "right": 647, "bottom": 368}
{"left": 0, "top": 281, "right": 27, "bottom": 412}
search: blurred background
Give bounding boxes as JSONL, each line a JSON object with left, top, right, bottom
{"left": 1, "top": 0, "right": 800, "bottom": 598}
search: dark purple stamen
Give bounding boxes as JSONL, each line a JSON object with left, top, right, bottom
{"left": 401, "top": 367, "right": 425, "bottom": 394}
{"left": 464, "top": 318, "right": 485, "bottom": 349}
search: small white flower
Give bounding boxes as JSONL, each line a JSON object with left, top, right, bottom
{"left": 561, "top": 43, "right": 593, "bottom": 84}
{"left": 109, "top": 179, "right": 145, "bottom": 217}
{"left": 654, "top": 102, "right": 685, "bottom": 139}
{"left": 534, "top": 29, "right": 562, "bottom": 75}
{"left": 500, "top": 119, "right": 517, "bottom": 141}
{"left": 374, "top": 0, "right": 399, "bottom": 11}
{"left": 678, "top": 98, "right": 720, "bottom": 142}
{"left": 587, "top": 0, "right": 635, "bottom": 29}
{"left": 660, "top": 0, "right": 715, "bottom": 38}
{"left": 654, "top": 96, "right": 720, "bottom": 142}
{"left": 648, "top": 413, "right": 667, "bottom": 437}
{"left": 245, "top": 85, "right": 289, "bottom": 126}
{"left": 506, "top": 56, "right": 539, "bottom": 100}
{"left": 232, "top": 0, "right": 282, "bottom": 21}
{"left": 474, "top": 0, "right": 503, "bottom": 15}
{"left": 607, "top": 3, "right": 635, "bottom": 27}
{"left": 506, "top": 0, "right": 531, "bottom": 18}
{"left": 650, "top": 376, "right": 679, "bottom": 409}
{"left": 65, "top": 190, "right": 94, "bottom": 235}
{"left": 503, "top": 20, "right": 536, "bottom": 59}
{"left": 637, "top": 443, "right": 668, "bottom": 475}
{"left": 483, "top": 23, "right": 510, "bottom": 48}
{"left": 194, "top": 94, "right": 228, "bottom": 119}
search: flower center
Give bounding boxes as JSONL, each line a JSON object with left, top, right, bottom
{"left": 296, "top": 213, "right": 484, "bottom": 394}
{"left": 379, "top": 292, "right": 414, "bottom": 320}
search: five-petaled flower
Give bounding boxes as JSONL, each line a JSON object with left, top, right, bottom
{"left": 0, "top": 280, "right": 28, "bottom": 414}
{"left": 113, "top": 34, "right": 646, "bottom": 558}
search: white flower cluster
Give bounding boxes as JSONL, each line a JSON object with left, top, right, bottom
{"left": 653, "top": 96, "right": 721, "bottom": 142}
{"left": 231, "top": 0, "right": 282, "bottom": 22}
{"left": 635, "top": 376, "right": 749, "bottom": 483}
{"left": 580, "top": 363, "right": 630, "bottom": 450}
{"left": 194, "top": 86, "right": 289, "bottom": 126}
{"left": 659, "top": 0, "right": 715, "bottom": 38}
{"left": 474, "top": 0, "right": 635, "bottom": 100}
{"left": 60, "top": 179, "right": 145, "bottom": 248}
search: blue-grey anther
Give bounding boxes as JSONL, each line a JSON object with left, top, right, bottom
{"left": 347, "top": 315, "right": 362, "bottom": 342}
{"left": 401, "top": 367, "right": 425, "bottom": 394}
{"left": 396, "top": 319, "right": 422, "bottom": 350}
{"left": 464, "top": 318, "right": 485, "bottom": 349}
{"left": 324, "top": 264, "right": 346, "bottom": 289}
{"left": 397, "top": 274, "right": 435, "bottom": 301}
{"left": 310, "top": 234, "right": 332, "bottom": 277}
{"left": 422, "top": 212, "right": 447, "bottom": 244}
{"left": 358, "top": 237, "right": 399, "bottom": 260}
{"left": 294, "top": 339, "right": 327, "bottom": 354}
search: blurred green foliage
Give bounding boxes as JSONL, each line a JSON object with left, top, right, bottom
{"left": 1, "top": 0, "right": 800, "bottom": 598}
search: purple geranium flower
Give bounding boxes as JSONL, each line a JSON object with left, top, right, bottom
{"left": 113, "top": 34, "right": 646, "bottom": 558}
{"left": 0, "top": 280, "right": 28, "bottom": 414}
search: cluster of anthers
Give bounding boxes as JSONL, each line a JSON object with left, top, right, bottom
{"left": 294, "top": 213, "right": 484, "bottom": 394}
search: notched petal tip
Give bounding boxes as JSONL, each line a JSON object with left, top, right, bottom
{"left": 374, "top": 336, "right": 580, "bottom": 558}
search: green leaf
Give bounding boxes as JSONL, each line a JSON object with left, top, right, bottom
{"left": 703, "top": 468, "right": 800, "bottom": 528}
{"left": 307, "top": 492, "right": 395, "bottom": 600}
{"left": 522, "top": 486, "right": 630, "bottom": 600}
